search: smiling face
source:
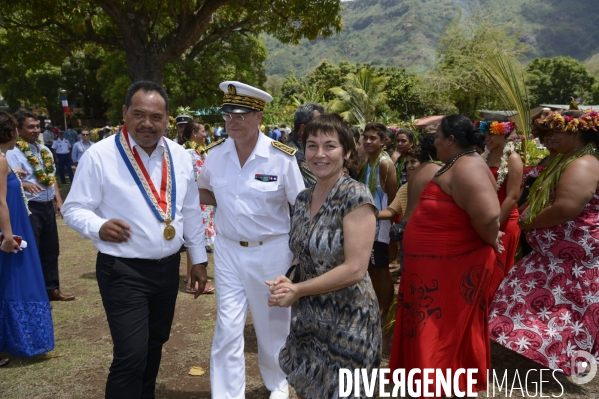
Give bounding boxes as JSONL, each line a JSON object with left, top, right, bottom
{"left": 483, "top": 132, "right": 507, "bottom": 152}
{"left": 122, "top": 90, "right": 169, "bottom": 152}
{"left": 18, "top": 117, "right": 41, "bottom": 144}
{"left": 305, "top": 130, "right": 348, "bottom": 182}
{"left": 405, "top": 154, "right": 421, "bottom": 180}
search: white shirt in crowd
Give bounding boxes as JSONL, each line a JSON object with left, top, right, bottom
{"left": 62, "top": 134, "right": 207, "bottom": 264}
{"left": 197, "top": 132, "right": 304, "bottom": 243}
{"left": 51, "top": 137, "right": 71, "bottom": 154}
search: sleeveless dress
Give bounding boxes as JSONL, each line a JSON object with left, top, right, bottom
{"left": 489, "top": 190, "right": 599, "bottom": 375}
{"left": 489, "top": 166, "right": 520, "bottom": 293}
{"left": 363, "top": 159, "right": 391, "bottom": 243}
{"left": 279, "top": 175, "right": 381, "bottom": 399}
{"left": 389, "top": 181, "right": 498, "bottom": 394}
{"left": 0, "top": 170, "right": 54, "bottom": 356}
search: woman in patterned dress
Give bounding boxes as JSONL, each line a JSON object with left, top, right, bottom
{"left": 267, "top": 113, "right": 380, "bottom": 399}
{"left": 489, "top": 109, "right": 599, "bottom": 375}
{"left": 180, "top": 120, "right": 216, "bottom": 294}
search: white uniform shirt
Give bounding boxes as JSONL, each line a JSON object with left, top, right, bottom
{"left": 51, "top": 137, "right": 71, "bottom": 154}
{"left": 197, "top": 132, "right": 304, "bottom": 242}
{"left": 62, "top": 134, "right": 207, "bottom": 263}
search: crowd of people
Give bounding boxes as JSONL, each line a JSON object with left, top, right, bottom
{"left": 1, "top": 77, "right": 599, "bottom": 399}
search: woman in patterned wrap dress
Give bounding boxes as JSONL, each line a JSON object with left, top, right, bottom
{"left": 267, "top": 113, "right": 381, "bottom": 399}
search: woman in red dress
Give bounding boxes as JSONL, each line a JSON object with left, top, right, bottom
{"left": 478, "top": 117, "right": 523, "bottom": 291}
{"left": 489, "top": 109, "right": 599, "bottom": 376}
{"left": 390, "top": 115, "right": 503, "bottom": 395}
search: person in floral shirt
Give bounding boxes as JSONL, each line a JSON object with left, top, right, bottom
{"left": 180, "top": 119, "right": 216, "bottom": 294}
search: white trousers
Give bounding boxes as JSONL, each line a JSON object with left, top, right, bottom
{"left": 210, "top": 234, "right": 293, "bottom": 399}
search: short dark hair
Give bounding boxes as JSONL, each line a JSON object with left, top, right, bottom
{"left": 0, "top": 112, "right": 18, "bottom": 144}
{"left": 13, "top": 109, "right": 38, "bottom": 128}
{"left": 124, "top": 81, "right": 169, "bottom": 111}
{"left": 396, "top": 128, "right": 415, "bottom": 144}
{"left": 293, "top": 102, "right": 325, "bottom": 132}
{"left": 364, "top": 122, "right": 387, "bottom": 140}
{"left": 439, "top": 115, "right": 479, "bottom": 149}
{"left": 180, "top": 119, "right": 203, "bottom": 144}
{"left": 302, "top": 113, "right": 359, "bottom": 174}
{"left": 416, "top": 133, "right": 438, "bottom": 163}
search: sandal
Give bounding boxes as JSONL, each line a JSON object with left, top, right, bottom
{"left": 203, "top": 285, "right": 215, "bottom": 294}
{"left": 0, "top": 358, "right": 9, "bottom": 367}
{"left": 186, "top": 285, "right": 215, "bottom": 294}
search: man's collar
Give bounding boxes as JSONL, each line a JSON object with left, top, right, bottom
{"left": 222, "top": 130, "right": 268, "bottom": 158}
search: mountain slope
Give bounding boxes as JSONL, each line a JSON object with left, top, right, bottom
{"left": 263, "top": 0, "right": 599, "bottom": 77}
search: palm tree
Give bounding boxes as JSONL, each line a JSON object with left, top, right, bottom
{"left": 328, "top": 66, "right": 389, "bottom": 128}
{"left": 291, "top": 83, "right": 327, "bottom": 107}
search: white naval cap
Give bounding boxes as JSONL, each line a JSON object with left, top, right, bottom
{"left": 219, "top": 81, "right": 273, "bottom": 114}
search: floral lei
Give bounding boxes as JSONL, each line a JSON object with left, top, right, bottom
{"left": 483, "top": 141, "right": 516, "bottom": 191}
{"left": 15, "top": 137, "right": 56, "bottom": 186}
{"left": 538, "top": 109, "right": 599, "bottom": 132}
{"left": 182, "top": 141, "right": 206, "bottom": 154}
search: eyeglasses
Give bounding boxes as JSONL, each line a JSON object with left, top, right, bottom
{"left": 221, "top": 113, "right": 246, "bottom": 122}
{"left": 81, "top": 134, "right": 89, "bottom": 136}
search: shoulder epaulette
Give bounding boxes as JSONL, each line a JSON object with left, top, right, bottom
{"left": 272, "top": 140, "right": 297, "bottom": 156}
{"left": 204, "top": 138, "right": 226, "bottom": 152}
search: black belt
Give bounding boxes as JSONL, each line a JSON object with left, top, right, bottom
{"left": 99, "top": 251, "right": 179, "bottom": 265}
{"left": 28, "top": 200, "right": 53, "bottom": 206}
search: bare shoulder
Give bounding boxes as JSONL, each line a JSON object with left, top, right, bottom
{"left": 451, "top": 155, "right": 495, "bottom": 186}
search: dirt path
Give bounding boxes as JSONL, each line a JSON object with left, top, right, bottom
{"left": 1, "top": 223, "right": 598, "bottom": 398}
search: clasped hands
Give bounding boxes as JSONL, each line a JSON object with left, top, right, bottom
{"left": 266, "top": 276, "right": 299, "bottom": 308}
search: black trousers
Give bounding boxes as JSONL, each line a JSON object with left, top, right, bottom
{"left": 96, "top": 252, "right": 180, "bottom": 399}
{"left": 28, "top": 201, "right": 60, "bottom": 295}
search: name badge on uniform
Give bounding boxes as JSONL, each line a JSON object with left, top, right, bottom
{"left": 255, "top": 174, "right": 278, "bottom": 182}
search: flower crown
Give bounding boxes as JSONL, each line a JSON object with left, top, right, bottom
{"left": 475, "top": 120, "right": 516, "bottom": 135}
{"left": 536, "top": 109, "right": 599, "bottom": 132}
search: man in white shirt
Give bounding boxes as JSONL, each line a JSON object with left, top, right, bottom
{"left": 62, "top": 81, "right": 208, "bottom": 399}
{"left": 51, "top": 130, "right": 73, "bottom": 183}
{"left": 71, "top": 128, "right": 94, "bottom": 167}
{"left": 198, "top": 81, "right": 304, "bottom": 399}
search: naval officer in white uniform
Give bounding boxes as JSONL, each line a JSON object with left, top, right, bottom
{"left": 198, "top": 81, "right": 304, "bottom": 399}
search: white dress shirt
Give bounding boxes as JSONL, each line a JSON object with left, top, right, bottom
{"left": 197, "top": 132, "right": 304, "bottom": 242}
{"left": 51, "top": 138, "right": 71, "bottom": 154}
{"left": 62, "top": 134, "right": 207, "bottom": 263}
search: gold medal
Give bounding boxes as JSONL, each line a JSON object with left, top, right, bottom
{"left": 163, "top": 225, "right": 176, "bottom": 240}
{"left": 163, "top": 219, "right": 176, "bottom": 240}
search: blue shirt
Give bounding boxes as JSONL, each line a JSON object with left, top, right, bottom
{"left": 272, "top": 129, "right": 281, "bottom": 141}
{"left": 72, "top": 141, "right": 94, "bottom": 163}
{"left": 64, "top": 129, "right": 78, "bottom": 147}
{"left": 7, "top": 143, "right": 56, "bottom": 202}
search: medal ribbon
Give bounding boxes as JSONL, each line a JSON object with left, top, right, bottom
{"left": 115, "top": 125, "right": 176, "bottom": 223}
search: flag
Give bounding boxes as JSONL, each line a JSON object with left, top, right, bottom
{"left": 61, "top": 94, "right": 71, "bottom": 116}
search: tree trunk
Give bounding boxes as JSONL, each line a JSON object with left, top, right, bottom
{"left": 124, "top": 45, "right": 167, "bottom": 84}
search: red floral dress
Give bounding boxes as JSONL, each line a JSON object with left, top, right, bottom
{"left": 489, "top": 191, "right": 599, "bottom": 375}
{"left": 188, "top": 149, "right": 216, "bottom": 244}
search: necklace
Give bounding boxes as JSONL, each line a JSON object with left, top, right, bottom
{"left": 15, "top": 137, "right": 56, "bottom": 186}
{"left": 434, "top": 150, "right": 476, "bottom": 177}
{"left": 482, "top": 141, "right": 516, "bottom": 191}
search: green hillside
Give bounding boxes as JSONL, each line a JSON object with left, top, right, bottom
{"left": 263, "top": 0, "right": 599, "bottom": 77}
